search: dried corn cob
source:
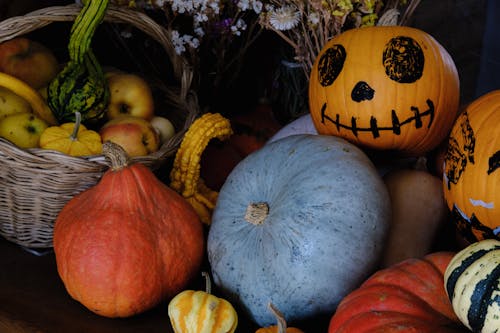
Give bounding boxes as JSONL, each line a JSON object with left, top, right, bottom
{"left": 170, "top": 113, "right": 233, "bottom": 224}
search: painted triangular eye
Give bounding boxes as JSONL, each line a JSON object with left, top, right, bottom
{"left": 383, "top": 36, "right": 424, "bottom": 83}
{"left": 317, "top": 44, "right": 346, "bottom": 87}
{"left": 488, "top": 151, "right": 500, "bottom": 175}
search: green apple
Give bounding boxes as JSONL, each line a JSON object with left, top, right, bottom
{"left": 0, "top": 112, "right": 49, "bottom": 148}
{"left": 105, "top": 73, "right": 155, "bottom": 121}
{"left": 150, "top": 116, "right": 175, "bottom": 144}
{"left": 100, "top": 116, "right": 160, "bottom": 157}
{"left": 0, "top": 86, "right": 32, "bottom": 119}
{"left": 0, "top": 37, "right": 59, "bottom": 89}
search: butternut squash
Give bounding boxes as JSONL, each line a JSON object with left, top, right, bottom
{"left": 381, "top": 157, "right": 449, "bottom": 267}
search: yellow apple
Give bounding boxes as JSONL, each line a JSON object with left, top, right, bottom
{"left": 150, "top": 116, "right": 175, "bottom": 144}
{"left": 0, "top": 112, "right": 48, "bottom": 148}
{"left": 99, "top": 116, "right": 160, "bottom": 157}
{"left": 0, "top": 37, "right": 59, "bottom": 89}
{"left": 105, "top": 73, "right": 155, "bottom": 121}
{"left": 0, "top": 86, "right": 32, "bottom": 119}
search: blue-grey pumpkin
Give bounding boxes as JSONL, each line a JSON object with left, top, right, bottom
{"left": 207, "top": 134, "right": 391, "bottom": 326}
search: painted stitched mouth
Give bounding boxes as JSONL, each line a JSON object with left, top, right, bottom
{"left": 320, "top": 99, "right": 435, "bottom": 138}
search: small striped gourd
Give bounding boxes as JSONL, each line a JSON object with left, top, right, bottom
{"left": 444, "top": 239, "right": 500, "bottom": 333}
{"left": 168, "top": 272, "right": 238, "bottom": 333}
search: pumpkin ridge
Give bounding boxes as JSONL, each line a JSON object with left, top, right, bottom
{"left": 362, "top": 258, "right": 457, "bottom": 320}
{"left": 333, "top": 311, "right": 458, "bottom": 333}
{"left": 333, "top": 284, "right": 454, "bottom": 325}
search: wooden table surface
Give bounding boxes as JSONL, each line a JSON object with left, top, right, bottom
{"left": 0, "top": 236, "right": 332, "bottom": 332}
{"left": 0, "top": 236, "right": 176, "bottom": 333}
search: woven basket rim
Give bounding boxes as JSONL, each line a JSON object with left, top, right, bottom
{"left": 0, "top": 2, "right": 199, "bottom": 169}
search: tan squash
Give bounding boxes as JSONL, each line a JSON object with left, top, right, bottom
{"left": 381, "top": 157, "right": 449, "bottom": 267}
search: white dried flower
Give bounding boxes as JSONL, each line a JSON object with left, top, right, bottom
{"left": 268, "top": 5, "right": 300, "bottom": 31}
{"left": 171, "top": 30, "right": 200, "bottom": 55}
{"left": 308, "top": 12, "right": 320, "bottom": 26}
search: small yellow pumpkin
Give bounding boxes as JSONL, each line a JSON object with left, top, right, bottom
{"left": 39, "top": 111, "right": 102, "bottom": 156}
{"left": 168, "top": 272, "right": 238, "bottom": 333}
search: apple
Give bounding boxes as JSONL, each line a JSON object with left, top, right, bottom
{"left": 150, "top": 116, "right": 175, "bottom": 143}
{"left": 99, "top": 116, "right": 160, "bottom": 157}
{"left": 0, "top": 86, "right": 32, "bottom": 119}
{"left": 0, "top": 37, "right": 59, "bottom": 89}
{"left": 0, "top": 112, "right": 48, "bottom": 149}
{"left": 105, "top": 73, "right": 155, "bottom": 121}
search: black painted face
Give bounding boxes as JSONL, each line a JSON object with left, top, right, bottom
{"left": 445, "top": 111, "right": 476, "bottom": 190}
{"left": 315, "top": 36, "right": 432, "bottom": 139}
{"left": 382, "top": 36, "right": 424, "bottom": 83}
{"left": 317, "top": 36, "right": 425, "bottom": 98}
{"left": 318, "top": 44, "right": 346, "bottom": 87}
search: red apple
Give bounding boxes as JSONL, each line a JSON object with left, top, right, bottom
{"left": 99, "top": 116, "right": 160, "bottom": 157}
{"left": 0, "top": 37, "right": 59, "bottom": 89}
{"left": 105, "top": 73, "right": 155, "bottom": 121}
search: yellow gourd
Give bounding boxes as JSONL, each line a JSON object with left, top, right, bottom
{"left": 168, "top": 272, "right": 238, "bottom": 333}
{"left": 39, "top": 111, "right": 102, "bottom": 156}
{"left": 170, "top": 112, "right": 233, "bottom": 224}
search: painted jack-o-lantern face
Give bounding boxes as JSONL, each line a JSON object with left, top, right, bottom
{"left": 309, "top": 26, "right": 460, "bottom": 156}
{"left": 443, "top": 90, "right": 500, "bottom": 242}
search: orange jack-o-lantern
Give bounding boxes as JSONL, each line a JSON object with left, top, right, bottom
{"left": 309, "top": 26, "right": 460, "bottom": 156}
{"left": 443, "top": 90, "right": 500, "bottom": 242}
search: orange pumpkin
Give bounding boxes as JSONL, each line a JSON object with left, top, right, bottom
{"left": 443, "top": 90, "right": 500, "bottom": 242}
{"left": 53, "top": 142, "right": 205, "bottom": 318}
{"left": 328, "top": 252, "right": 466, "bottom": 332}
{"left": 309, "top": 25, "right": 460, "bottom": 156}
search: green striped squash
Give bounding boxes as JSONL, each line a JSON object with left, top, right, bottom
{"left": 48, "top": 50, "right": 109, "bottom": 123}
{"left": 444, "top": 239, "right": 500, "bottom": 333}
{"left": 48, "top": 0, "right": 109, "bottom": 123}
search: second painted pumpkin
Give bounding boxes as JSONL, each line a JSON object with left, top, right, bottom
{"left": 208, "top": 134, "right": 391, "bottom": 326}
{"left": 309, "top": 25, "right": 460, "bottom": 156}
{"left": 443, "top": 90, "right": 500, "bottom": 242}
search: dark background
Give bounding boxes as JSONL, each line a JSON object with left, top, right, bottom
{"left": 1, "top": 0, "right": 498, "bottom": 112}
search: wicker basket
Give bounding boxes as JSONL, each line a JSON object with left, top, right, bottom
{"left": 0, "top": 3, "right": 199, "bottom": 248}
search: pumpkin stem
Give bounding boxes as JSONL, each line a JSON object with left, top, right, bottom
{"left": 70, "top": 111, "right": 82, "bottom": 141}
{"left": 268, "top": 302, "right": 287, "bottom": 333}
{"left": 201, "top": 271, "right": 212, "bottom": 294}
{"left": 102, "top": 141, "right": 130, "bottom": 171}
{"left": 377, "top": 8, "right": 400, "bottom": 26}
{"left": 413, "top": 156, "right": 429, "bottom": 172}
{"left": 244, "top": 202, "right": 269, "bottom": 225}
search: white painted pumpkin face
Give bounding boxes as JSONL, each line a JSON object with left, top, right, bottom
{"left": 443, "top": 90, "right": 500, "bottom": 242}
{"left": 308, "top": 26, "right": 460, "bottom": 156}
